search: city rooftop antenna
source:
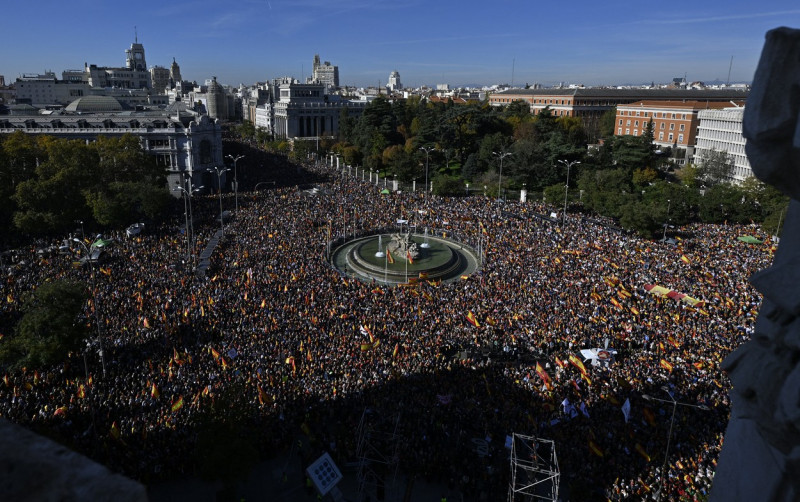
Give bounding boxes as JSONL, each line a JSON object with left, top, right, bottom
{"left": 727, "top": 56, "right": 734, "bottom": 86}
{"left": 135, "top": 26, "right": 138, "bottom": 43}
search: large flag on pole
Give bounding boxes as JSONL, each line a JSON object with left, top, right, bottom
{"left": 406, "top": 250, "right": 414, "bottom": 264}
{"left": 386, "top": 248, "right": 394, "bottom": 264}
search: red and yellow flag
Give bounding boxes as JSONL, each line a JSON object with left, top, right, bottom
{"left": 535, "top": 362, "right": 552, "bottom": 390}
{"left": 680, "top": 255, "right": 691, "bottom": 265}
{"left": 466, "top": 311, "right": 480, "bottom": 327}
{"left": 171, "top": 396, "right": 185, "bottom": 412}
{"left": 406, "top": 250, "right": 414, "bottom": 264}
{"left": 569, "top": 354, "right": 587, "bottom": 375}
{"left": 660, "top": 359, "right": 674, "bottom": 372}
{"left": 386, "top": 248, "right": 394, "bottom": 264}
{"left": 151, "top": 383, "right": 160, "bottom": 399}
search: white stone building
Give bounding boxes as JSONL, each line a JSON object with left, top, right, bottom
{"left": 0, "top": 98, "right": 223, "bottom": 192}
{"left": 694, "top": 106, "right": 751, "bottom": 183}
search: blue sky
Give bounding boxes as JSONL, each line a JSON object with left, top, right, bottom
{"left": 2, "top": 1, "right": 799, "bottom": 88}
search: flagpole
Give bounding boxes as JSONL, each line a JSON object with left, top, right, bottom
{"left": 405, "top": 251, "right": 408, "bottom": 283}
{"left": 384, "top": 246, "right": 388, "bottom": 284}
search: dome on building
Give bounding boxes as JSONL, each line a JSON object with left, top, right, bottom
{"left": 65, "top": 95, "right": 123, "bottom": 113}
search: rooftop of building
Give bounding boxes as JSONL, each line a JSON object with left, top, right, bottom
{"left": 494, "top": 88, "right": 750, "bottom": 98}
{"left": 618, "top": 100, "right": 747, "bottom": 110}
{"left": 64, "top": 95, "right": 124, "bottom": 113}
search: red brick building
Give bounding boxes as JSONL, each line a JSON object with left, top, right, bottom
{"left": 615, "top": 100, "right": 745, "bottom": 164}
{"left": 489, "top": 88, "right": 748, "bottom": 140}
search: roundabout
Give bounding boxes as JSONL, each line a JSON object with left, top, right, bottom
{"left": 330, "top": 231, "right": 482, "bottom": 285}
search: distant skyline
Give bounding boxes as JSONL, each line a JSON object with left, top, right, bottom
{"left": 2, "top": 1, "right": 799, "bottom": 89}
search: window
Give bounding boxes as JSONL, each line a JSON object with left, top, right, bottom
{"left": 668, "top": 133, "right": 674, "bottom": 142}
{"left": 626, "top": 129, "right": 630, "bottom": 134}
{"left": 678, "top": 134, "right": 684, "bottom": 143}
{"left": 633, "top": 129, "right": 638, "bottom": 136}
{"left": 659, "top": 132, "right": 664, "bottom": 140}
{"left": 669, "top": 124, "right": 675, "bottom": 130}
{"left": 626, "top": 120, "right": 631, "bottom": 126}
{"left": 635, "top": 120, "right": 639, "bottom": 127}
{"left": 618, "top": 128, "right": 623, "bottom": 134}
{"left": 619, "top": 119, "right": 623, "bottom": 125}
{"left": 679, "top": 124, "right": 685, "bottom": 131}
{"left": 660, "top": 123, "right": 665, "bottom": 129}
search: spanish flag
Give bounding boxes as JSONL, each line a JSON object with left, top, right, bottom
{"left": 393, "top": 343, "right": 399, "bottom": 358}
{"left": 660, "top": 359, "right": 673, "bottom": 372}
{"left": 466, "top": 311, "right": 480, "bottom": 327}
{"left": 386, "top": 248, "right": 394, "bottom": 264}
{"left": 171, "top": 396, "right": 185, "bottom": 412}
{"left": 151, "top": 383, "right": 160, "bottom": 399}
{"left": 406, "top": 250, "right": 414, "bottom": 264}
{"left": 569, "top": 354, "right": 587, "bottom": 375}
{"left": 210, "top": 347, "right": 220, "bottom": 360}
{"left": 680, "top": 255, "right": 691, "bottom": 265}
{"left": 535, "top": 362, "right": 552, "bottom": 390}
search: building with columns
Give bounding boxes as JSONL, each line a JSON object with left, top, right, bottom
{"left": 271, "top": 78, "right": 365, "bottom": 139}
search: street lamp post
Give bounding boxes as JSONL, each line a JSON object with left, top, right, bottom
{"left": 72, "top": 239, "right": 106, "bottom": 378}
{"left": 643, "top": 386, "right": 710, "bottom": 501}
{"left": 74, "top": 220, "right": 85, "bottom": 241}
{"left": 558, "top": 159, "right": 580, "bottom": 226}
{"left": 226, "top": 154, "right": 244, "bottom": 214}
{"left": 174, "top": 182, "right": 203, "bottom": 265}
{"left": 663, "top": 199, "right": 672, "bottom": 241}
{"left": 213, "top": 166, "right": 230, "bottom": 235}
{"left": 492, "top": 151, "right": 512, "bottom": 200}
{"left": 419, "top": 146, "right": 434, "bottom": 196}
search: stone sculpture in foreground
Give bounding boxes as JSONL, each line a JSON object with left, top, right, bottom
{"left": 712, "top": 26, "right": 800, "bottom": 501}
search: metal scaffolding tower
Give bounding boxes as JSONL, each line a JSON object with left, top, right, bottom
{"left": 508, "top": 433, "right": 559, "bottom": 502}
{"left": 355, "top": 408, "right": 402, "bottom": 502}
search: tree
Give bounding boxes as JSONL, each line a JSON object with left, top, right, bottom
{"left": 597, "top": 107, "right": 617, "bottom": 141}
{"left": 697, "top": 149, "right": 734, "bottom": 185}
{"left": 432, "top": 174, "right": 468, "bottom": 196}
{"left": 0, "top": 280, "right": 90, "bottom": 370}
{"left": 13, "top": 137, "right": 97, "bottom": 233}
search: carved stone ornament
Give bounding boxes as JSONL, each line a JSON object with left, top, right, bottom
{"left": 711, "top": 27, "right": 800, "bottom": 501}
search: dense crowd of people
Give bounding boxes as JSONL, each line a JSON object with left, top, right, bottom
{"left": 0, "top": 158, "right": 773, "bottom": 500}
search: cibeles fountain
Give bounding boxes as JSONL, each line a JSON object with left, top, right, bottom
{"left": 711, "top": 27, "right": 800, "bottom": 501}
{"left": 330, "top": 229, "right": 481, "bottom": 284}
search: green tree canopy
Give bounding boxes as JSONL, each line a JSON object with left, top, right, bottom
{"left": 0, "top": 279, "right": 90, "bottom": 370}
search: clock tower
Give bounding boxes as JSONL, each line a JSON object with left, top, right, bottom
{"left": 125, "top": 37, "right": 147, "bottom": 71}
